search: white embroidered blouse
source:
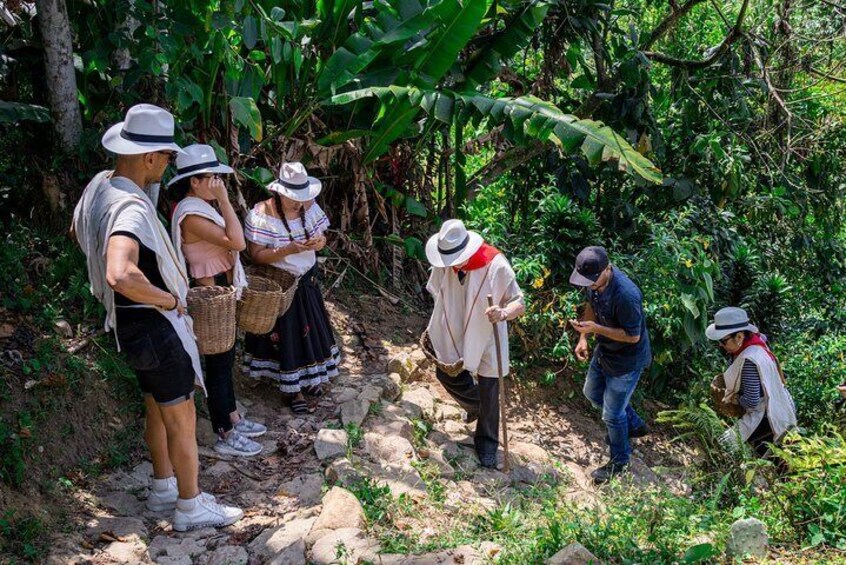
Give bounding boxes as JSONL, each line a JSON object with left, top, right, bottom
{"left": 244, "top": 202, "right": 330, "bottom": 276}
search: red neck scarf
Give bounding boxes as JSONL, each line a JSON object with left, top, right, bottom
{"left": 732, "top": 333, "right": 777, "bottom": 363}
{"left": 453, "top": 243, "right": 500, "bottom": 273}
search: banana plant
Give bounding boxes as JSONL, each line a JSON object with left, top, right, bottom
{"left": 329, "top": 86, "right": 663, "bottom": 185}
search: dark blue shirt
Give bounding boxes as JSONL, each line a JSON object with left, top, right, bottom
{"left": 587, "top": 267, "right": 651, "bottom": 376}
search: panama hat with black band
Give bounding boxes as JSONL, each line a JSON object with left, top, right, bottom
{"left": 705, "top": 307, "right": 759, "bottom": 341}
{"left": 267, "top": 162, "right": 322, "bottom": 202}
{"left": 425, "top": 219, "right": 484, "bottom": 268}
{"left": 101, "top": 104, "right": 184, "bottom": 155}
{"left": 167, "top": 144, "right": 234, "bottom": 186}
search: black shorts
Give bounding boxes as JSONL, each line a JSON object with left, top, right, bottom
{"left": 116, "top": 308, "right": 195, "bottom": 406}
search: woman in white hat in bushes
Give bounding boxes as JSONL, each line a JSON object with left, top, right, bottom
{"left": 169, "top": 144, "right": 267, "bottom": 458}
{"left": 706, "top": 306, "right": 797, "bottom": 455}
{"left": 242, "top": 162, "right": 339, "bottom": 414}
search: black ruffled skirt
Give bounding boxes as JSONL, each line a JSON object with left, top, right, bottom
{"left": 242, "top": 265, "right": 340, "bottom": 393}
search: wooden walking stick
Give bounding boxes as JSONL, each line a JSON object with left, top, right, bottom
{"left": 487, "top": 295, "right": 510, "bottom": 473}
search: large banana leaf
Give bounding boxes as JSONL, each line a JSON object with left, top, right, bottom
{"left": 410, "top": 0, "right": 492, "bottom": 84}
{"left": 329, "top": 87, "right": 663, "bottom": 185}
{"left": 461, "top": 0, "right": 550, "bottom": 89}
{"left": 360, "top": 0, "right": 492, "bottom": 162}
{"left": 317, "top": 0, "right": 433, "bottom": 96}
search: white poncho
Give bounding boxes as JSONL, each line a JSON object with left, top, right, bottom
{"left": 72, "top": 172, "right": 204, "bottom": 391}
{"left": 425, "top": 253, "right": 524, "bottom": 378}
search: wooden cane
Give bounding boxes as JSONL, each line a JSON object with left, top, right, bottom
{"left": 487, "top": 295, "right": 510, "bottom": 473}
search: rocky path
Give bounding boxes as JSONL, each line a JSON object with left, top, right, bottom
{"left": 46, "top": 297, "right": 693, "bottom": 565}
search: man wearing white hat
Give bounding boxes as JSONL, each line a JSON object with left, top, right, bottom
{"left": 425, "top": 220, "right": 525, "bottom": 468}
{"left": 72, "top": 104, "right": 243, "bottom": 531}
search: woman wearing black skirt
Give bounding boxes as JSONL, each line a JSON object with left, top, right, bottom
{"left": 242, "top": 162, "right": 339, "bottom": 414}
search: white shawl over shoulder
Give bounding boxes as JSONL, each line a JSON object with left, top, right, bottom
{"left": 72, "top": 172, "right": 204, "bottom": 392}
{"left": 171, "top": 196, "right": 247, "bottom": 299}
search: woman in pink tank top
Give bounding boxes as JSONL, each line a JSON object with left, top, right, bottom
{"left": 168, "top": 144, "right": 267, "bottom": 458}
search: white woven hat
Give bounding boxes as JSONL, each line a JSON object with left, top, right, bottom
{"left": 167, "top": 144, "right": 234, "bottom": 186}
{"left": 267, "top": 162, "right": 322, "bottom": 202}
{"left": 706, "top": 307, "right": 759, "bottom": 340}
{"left": 425, "top": 219, "right": 484, "bottom": 268}
{"left": 101, "top": 104, "right": 184, "bottom": 155}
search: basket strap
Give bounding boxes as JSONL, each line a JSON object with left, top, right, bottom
{"left": 438, "top": 287, "right": 462, "bottom": 359}
{"left": 462, "top": 265, "right": 491, "bottom": 335}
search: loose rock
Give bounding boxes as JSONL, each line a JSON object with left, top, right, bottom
{"left": 306, "top": 487, "right": 366, "bottom": 544}
{"left": 314, "top": 428, "right": 348, "bottom": 461}
{"left": 248, "top": 517, "right": 315, "bottom": 564}
{"left": 278, "top": 473, "right": 325, "bottom": 506}
{"left": 546, "top": 542, "right": 602, "bottom": 564}
{"left": 310, "top": 528, "right": 380, "bottom": 565}
{"left": 340, "top": 398, "right": 370, "bottom": 427}
{"left": 727, "top": 517, "right": 768, "bottom": 559}
{"left": 203, "top": 545, "right": 248, "bottom": 565}
{"left": 364, "top": 432, "right": 415, "bottom": 465}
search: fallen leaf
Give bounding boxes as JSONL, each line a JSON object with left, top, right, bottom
{"left": 99, "top": 531, "right": 125, "bottom": 543}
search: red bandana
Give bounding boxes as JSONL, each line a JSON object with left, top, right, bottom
{"left": 732, "top": 333, "right": 778, "bottom": 363}
{"left": 453, "top": 243, "right": 500, "bottom": 273}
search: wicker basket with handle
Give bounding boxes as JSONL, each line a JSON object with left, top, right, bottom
{"left": 237, "top": 276, "right": 283, "bottom": 335}
{"left": 246, "top": 264, "right": 299, "bottom": 317}
{"left": 711, "top": 373, "right": 746, "bottom": 418}
{"left": 419, "top": 329, "right": 464, "bottom": 377}
{"left": 187, "top": 285, "right": 237, "bottom": 355}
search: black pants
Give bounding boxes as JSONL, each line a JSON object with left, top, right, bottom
{"left": 748, "top": 417, "right": 775, "bottom": 458}
{"left": 436, "top": 369, "right": 499, "bottom": 463}
{"left": 204, "top": 346, "right": 237, "bottom": 436}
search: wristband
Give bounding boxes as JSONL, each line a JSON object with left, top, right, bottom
{"left": 166, "top": 293, "right": 178, "bottom": 311}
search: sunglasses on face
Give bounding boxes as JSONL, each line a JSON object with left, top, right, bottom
{"left": 718, "top": 336, "right": 734, "bottom": 347}
{"left": 156, "top": 150, "right": 177, "bottom": 164}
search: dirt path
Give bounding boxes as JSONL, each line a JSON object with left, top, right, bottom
{"left": 45, "top": 291, "right": 693, "bottom": 564}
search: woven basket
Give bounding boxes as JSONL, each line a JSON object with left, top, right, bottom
{"left": 237, "top": 276, "right": 283, "bottom": 335}
{"left": 247, "top": 264, "right": 299, "bottom": 317}
{"left": 420, "top": 330, "right": 464, "bottom": 377}
{"left": 711, "top": 374, "right": 746, "bottom": 418}
{"left": 187, "top": 285, "right": 237, "bottom": 355}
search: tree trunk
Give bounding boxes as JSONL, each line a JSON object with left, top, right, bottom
{"left": 35, "top": 0, "right": 82, "bottom": 153}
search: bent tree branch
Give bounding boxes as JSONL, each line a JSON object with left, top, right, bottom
{"left": 643, "top": 0, "right": 750, "bottom": 69}
{"left": 640, "top": 0, "right": 708, "bottom": 51}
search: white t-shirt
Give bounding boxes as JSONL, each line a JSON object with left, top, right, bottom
{"left": 244, "top": 202, "right": 330, "bottom": 276}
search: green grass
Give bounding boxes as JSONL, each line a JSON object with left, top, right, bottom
{"left": 0, "top": 511, "right": 47, "bottom": 563}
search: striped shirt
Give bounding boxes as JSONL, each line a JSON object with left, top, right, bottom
{"left": 244, "top": 203, "right": 330, "bottom": 276}
{"left": 739, "top": 359, "right": 763, "bottom": 410}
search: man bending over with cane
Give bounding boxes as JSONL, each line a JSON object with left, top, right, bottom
{"left": 424, "top": 220, "right": 525, "bottom": 468}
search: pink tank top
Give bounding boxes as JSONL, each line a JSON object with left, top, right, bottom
{"left": 182, "top": 240, "right": 235, "bottom": 279}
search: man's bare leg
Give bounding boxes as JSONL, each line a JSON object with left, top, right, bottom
{"left": 144, "top": 395, "right": 174, "bottom": 479}
{"left": 159, "top": 397, "right": 200, "bottom": 499}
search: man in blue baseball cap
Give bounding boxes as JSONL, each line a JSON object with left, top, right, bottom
{"left": 569, "top": 246, "right": 651, "bottom": 484}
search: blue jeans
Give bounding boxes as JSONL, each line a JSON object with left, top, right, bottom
{"left": 583, "top": 358, "right": 645, "bottom": 464}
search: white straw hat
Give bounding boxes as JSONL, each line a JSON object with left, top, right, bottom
{"left": 101, "top": 104, "right": 184, "bottom": 155}
{"left": 706, "top": 307, "right": 759, "bottom": 340}
{"left": 267, "top": 162, "right": 322, "bottom": 202}
{"left": 167, "top": 144, "right": 234, "bottom": 186}
{"left": 425, "top": 219, "right": 484, "bottom": 268}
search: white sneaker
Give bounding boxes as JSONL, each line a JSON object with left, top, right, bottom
{"left": 233, "top": 417, "right": 267, "bottom": 438}
{"left": 146, "top": 476, "right": 178, "bottom": 512}
{"left": 172, "top": 493, "right": 243, "bottom": 532}
{"left": 214, "top": 430, "right": 263, "bottom": 457}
